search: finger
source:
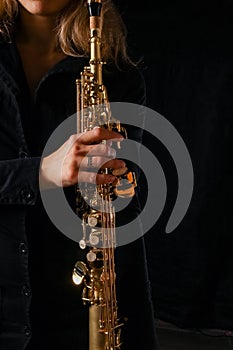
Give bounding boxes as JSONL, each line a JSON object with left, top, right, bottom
{"left": 96, "top": 173, "right": 118, "bottom": 185}
{"left": 88, "top": 143, "right": 116, "bottom": 157}
{"left": 78, "top": 171, "right": 116, "bottom": 185}
{"left": 81, "top": 154, "right": 126, "bottom": 169}
{"left": 71, "top": 142, "right": 117, "bottom": 158}
{"left": 78, "top": 127, "right": 124, "bottom": 145}
{"left": 100, "top": 159, "right": 126, "bottom": 169}
{"left": 81, "top": 156, "right": 126, "bottom": 170}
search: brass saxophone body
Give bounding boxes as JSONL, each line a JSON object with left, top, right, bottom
{"left": 72, "top": 1, "right": 136, "bottom": 349}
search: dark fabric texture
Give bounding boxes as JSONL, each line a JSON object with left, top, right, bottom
{"left": 142, "top": 49, "right": 233, "bottom": 330}
{"left": 0, "top": 35, "right": 158, "bottom": 350}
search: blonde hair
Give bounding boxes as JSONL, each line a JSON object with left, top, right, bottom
{"left": 0, "top": 0, "right": 134, "bottom": 66}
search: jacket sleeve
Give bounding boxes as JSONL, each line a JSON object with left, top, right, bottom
{"left": 0, "top": 157, "right": 41, "bottom": 205}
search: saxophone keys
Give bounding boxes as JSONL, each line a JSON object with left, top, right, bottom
{"left": 113, "top": 170, "right": 137, "bottom": 198}
{"left": 79, "top": 239, "right": 87, "bottom": 249}
{"left": 87, "top": 251, "right": 97, "bottom": 262}
{"left": 88, "top": 215, "right": 98, "bottom": 227}
{"left": 72, "top": 261, "right": 88, "bottom": 285}
{"left": 87, "top": 212, "right": 101, "bottom": 227}
{"left": 89, "top": 232, "right": 100, "bottom": 246}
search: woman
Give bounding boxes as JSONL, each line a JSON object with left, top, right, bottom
{"left": 0, "top": 0, "right": 158, "bottom": 349}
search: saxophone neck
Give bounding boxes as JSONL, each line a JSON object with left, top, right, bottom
{"left": 87, "top": 0, "right": 104, "bottom": 84}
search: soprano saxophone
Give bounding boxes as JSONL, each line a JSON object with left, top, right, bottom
{"left": 72, "top": 1, "right": 137, "bottom": 349}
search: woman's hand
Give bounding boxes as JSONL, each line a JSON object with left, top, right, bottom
{"left": 39, "top": 127, "right": 125, "bottom": 190}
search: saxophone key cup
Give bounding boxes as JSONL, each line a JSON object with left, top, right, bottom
{"left": 87, "top": 212, "right": 102, "bottom": 227}
{"left": 72, "top": 261, "right": 89, "bottom": 286}
{"left": 113, "top": 170, "right": 137, "bottom": 198}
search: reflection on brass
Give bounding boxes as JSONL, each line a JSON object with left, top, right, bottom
{"left": 72, "top": 1, "right": 137, "bottom": 349}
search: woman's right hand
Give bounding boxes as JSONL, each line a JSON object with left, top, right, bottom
{"left": 39, "top": 127, "right": 125, "bottom": 190}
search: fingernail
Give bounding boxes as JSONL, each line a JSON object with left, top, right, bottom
{"left": 111, "top": 137, "right": 124, "bottom": 142}
{"left": 108, "top": 148, "right": 116, "bottom": 157}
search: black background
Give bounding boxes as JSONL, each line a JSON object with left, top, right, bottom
{"left": 116, "top": 0, "right": 233, "bottom": 330}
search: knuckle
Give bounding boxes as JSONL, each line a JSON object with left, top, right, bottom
{"left": 73, "top": 143, "right": 81, "bottom": 154}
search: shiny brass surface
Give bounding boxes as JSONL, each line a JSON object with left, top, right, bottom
{"left": 72, "top": 1, "right": 136, "bottom": 349}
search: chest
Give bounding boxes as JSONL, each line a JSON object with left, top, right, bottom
{"left": 17, "top": 46, "right": 67, "bottom": 98}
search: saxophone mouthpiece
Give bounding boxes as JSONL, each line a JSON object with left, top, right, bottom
{"left": 87, "top": 0, "right": 102, "bottom": 17}
{"left": 87, "top": 0, "right": 102, "bottom": 30}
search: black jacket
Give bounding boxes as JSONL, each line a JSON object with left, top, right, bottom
{"left": 0, "top": 36, "right": 157, "bottom": 350}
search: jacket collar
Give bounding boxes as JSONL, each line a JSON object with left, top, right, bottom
{"left": 0, "top": 33, "right": 88, "bottom": 97}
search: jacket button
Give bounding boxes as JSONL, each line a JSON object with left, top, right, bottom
{"left": 19, "top": 243, "right": 28, "bottom": 255}
{"left": 22, "top": 285, "right": 31, "bottom": 297}
{"left": 24, "top": 326, "right": 31, "bottom": 337}
{"left": 20, "top": 189, "right": 34, "bottom": 202}
{"left": 19, "top": 150, "right": 28, "bottom": 158}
